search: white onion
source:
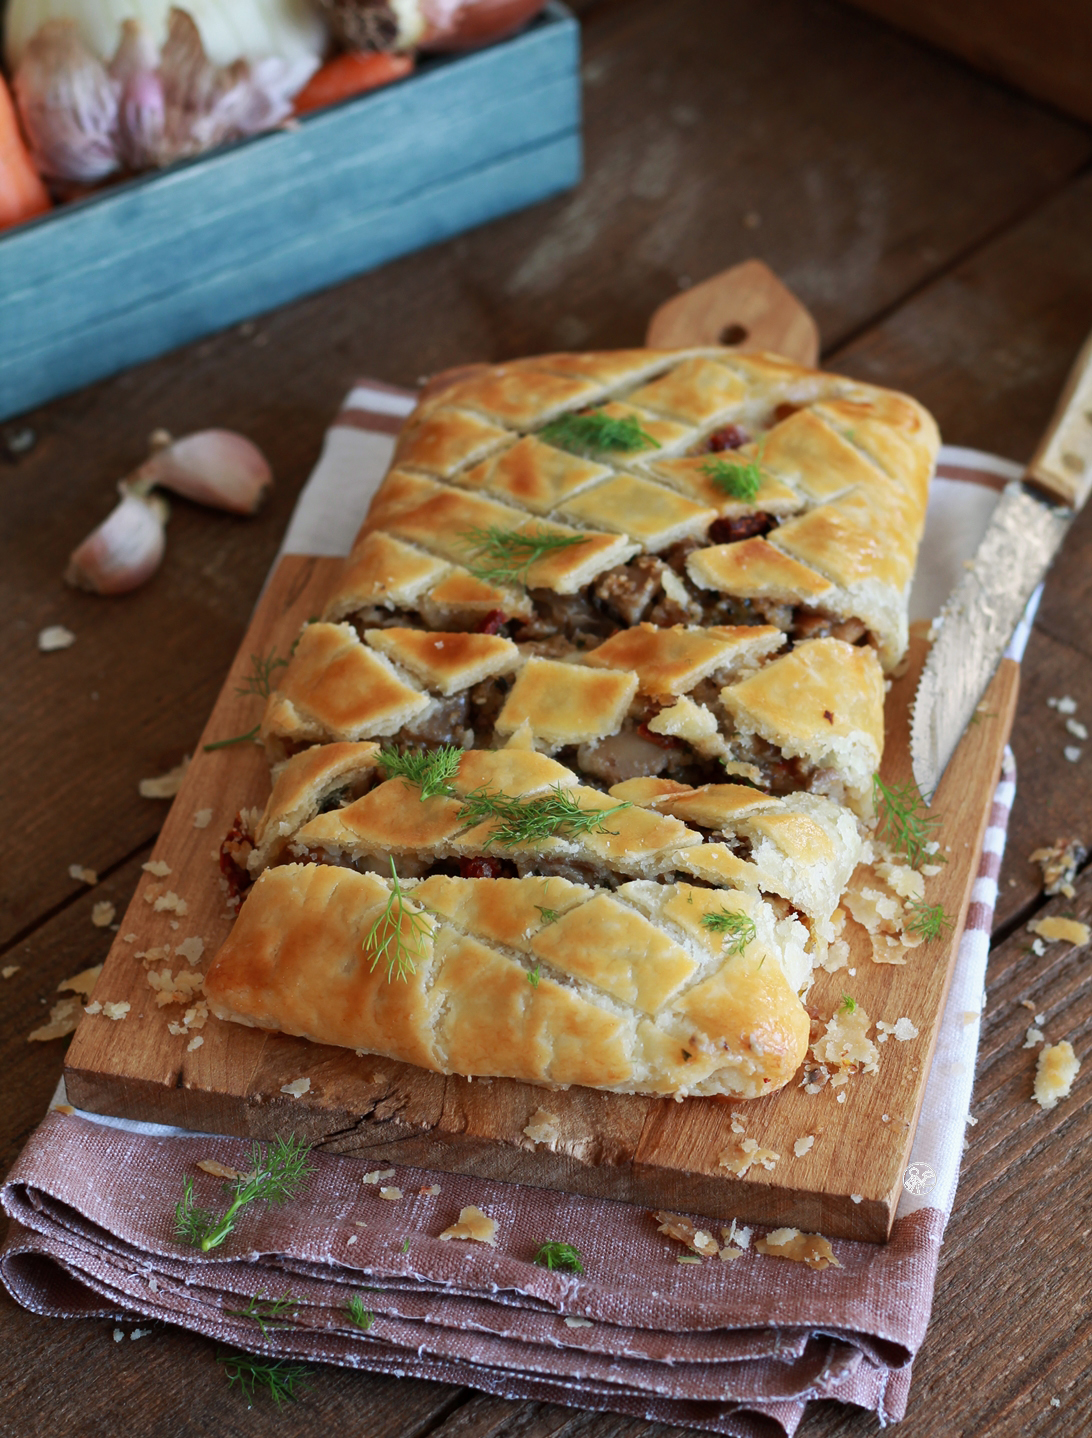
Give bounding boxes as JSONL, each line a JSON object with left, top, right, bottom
{"left": 5, "top": 0, "right": 327, "bottom": 71}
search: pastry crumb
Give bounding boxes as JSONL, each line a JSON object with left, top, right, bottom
{"left": 755, "top": 1227, "right": 841, "bottom": 1270}
{"left": 717, "top": 1137, "right": 781, "bottom": 1176}
{"left": 58, "top": 965, "right": 102, "bottom": 998}
{"left": 1029, "top": 838, "right": 1086, "bottom": 899}
{"left": 419, "top": 1184, "right": 441, "bottom": 1196}
{"left": 1065, "top": 718, "right": 1088, "bottom": 740}
{"left": 91, "top": 901, "right": 115, "bottom": 928}
{"left": 653, "top": 1211, "right": 719, "bottom": 1256}
{"left": 175, "top": 936, "right": 205, "bottom": 965}
{"left": 142, "top": 860, "right": 172, "bottom": 877}
{"left": 28, "top": 995, "right": 84, "bottom": 1042}
{"left": 39, "top": 625, "right": 76, "bottom": 652}
{"left": 793, "top": 1135, "right": 815, "bottom": 1158}
{"left": 102, "top": 1001, "right": 130, "bottom": 1021}
{"left": 721, "top": 1219, "right": 751, "bottom": 1253}
{"left": 1, "top": 965, "right": 19, "bottom": 979}
{"left": 1028, "top": 916, "right": 1090, "bottom": 947}
{"left": 522, "top": 1107, "right": 560, "bottom": 1147}
{"left": 1023, "top": 1026, "right": 1044, "bottom": 1049}
{"left": 1064, "top": 746, "right": 1082, "bottom": 763}
{"left": 139, "top": 758, "right": 190, "bottom": 799}
{"left": 193, "top": 808, "right": 213, "bottom": 829}
{"left": 197, "top": 1158, "right": 245, "bottom": 1180}
{"left": 280, "top": 1077, "right": 311, "bottom": 1098}
{"left": 1034, "top": 1041, "right": 1079, "bottom": 1110}
{"left": 363, "top": 1169, "right": 396, "bottom": 1185}
{"left": 850, "top": 1194, "right": 862, "bottom": 1204}
{"left": 68, "top": 864, "right": 97, "bottom": 885}
{"left": 186, "top": 1034, "right": 204, "bottom": 1051}
{"left": 439, "top": 1205, "right": 497, "bottom": 1245}
{"left": 564, "top": 1316, "right": 592, "bottom": 1327}
{"left": 153, "top": 890, "right": 188, "bottom": 915}
{"left": 378, "top": 1186, "right": 402, "bottom": 1201}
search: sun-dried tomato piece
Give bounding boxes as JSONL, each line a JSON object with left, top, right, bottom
{"left": 460, "top": 855, "right": 512, "bottom": 879}
{"left": 708, "top": 513, "right": 775, "bottom": 544}
{"left": 705, "top": 423, "right": 749, "bottom": 452}
{"left": 478, "top": 609, "right": 508, "bottom": 635}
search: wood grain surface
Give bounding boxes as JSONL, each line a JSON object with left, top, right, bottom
{"left": 4, "top": 0, "right": 1092, "bottom": 1432}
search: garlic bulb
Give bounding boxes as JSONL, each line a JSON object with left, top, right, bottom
{"left": 5, "top": 0, "right": 326, "bottom": 71}
{"left": 13, "top": 7, "right": 321, "bottom": 180}
{"left": 65, "top": 488, "right": 169, "bottom": 595}
{"left": 317, "top": 0, "right": 547, "bottom": 53}
{"left": 135, "top": 429, "right": 273, "bottom": 514}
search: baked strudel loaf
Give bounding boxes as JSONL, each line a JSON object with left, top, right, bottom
{"left": 205, "top": 347, "right": 939, "bottom": 1100}
{"left": 205, "top": 864, "right": 812, "bottom": 1099}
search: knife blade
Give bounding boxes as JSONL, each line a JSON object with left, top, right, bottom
{"left": 910, "top": 331, "right": 1092, "bottom": 798}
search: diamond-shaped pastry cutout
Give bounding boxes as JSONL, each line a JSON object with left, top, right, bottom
{"left": 447, "top": 368, "right": 602, "bottom": 429}
{"left": 364, "top": 628, "right": 521, "bottom": 696}
{"left": 324, "top": 532, "right": 450, "bottom": 621}
{"left": 584, "top": 622, "right": 784, "bottom": 696}
{"left": 495, "top": 658, "right": 638, "bottom": 746}
{"left": 628, "top": 357, "right": 749, "bottom": 426}
{"left": 459, "top": 436, "right": 611, "bottom": 514}
{"left": 645, "top": 455, "right": 803, "bottom": 517}
{"left": 687, "top": 536, "right": 834, "bottom": 602}
{"left": 395, "top": 407, "right": 514, "bottom": 478}
{"left": 559, "top": 473, "right": 714, "bottom": 551}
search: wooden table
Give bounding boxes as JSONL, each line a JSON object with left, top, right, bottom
{"left": 3, "top": 1, "right": 1091, "bottom": 1432}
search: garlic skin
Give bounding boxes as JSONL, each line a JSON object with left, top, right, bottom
{"left": 137, "top": 429, "right": 273, "bottom": 514}
{"left": 12, "top": 5, "right": 322, "bottom": 180}
{"left": 65, "top": 489, "right": 169, "bottom": 595}
{"left": 14, "top": 21, "right": 120, "bottom": 182}
{"left": 317, "top": 0, "right": 547, "bottom": 53}
{"left": 5, "top": 0, "right": 327, "bottom": 72}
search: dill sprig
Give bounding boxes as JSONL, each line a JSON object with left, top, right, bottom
{"left": 536, "top": 906, "right": 562, "bottom": 925}
{"left": 840, "top": 994, "right": 858, "bottom": 1014}
{"left": 527, "top": 963, "right": 542, "bottom": 988}
{"left": 378, "top": 745, "right": 464, "bottom": 801}
{"left": 236, "top": 648, "right": 288, "bottom": 700}
{"left": 457, "top": 785, "right": 631, "bottom": 849}
{"left": 534, "top": 1241, "right": 585, "bottom": 1274}
{"left": 364, "top": 858, "right": 435, "bottom": 982}
{"left": 174, "top": 1135, "right": 313, "bottom": 1253}
{"left": 217, "top": 1351, "right": 313, "bottom": 1408}
{"left": 223, "top": 1292, "right": 299, "bottom": 1339}
{"left": 204, "top": 647, "right": 287, "bottom": 751}
{"left": 872, "top": 774, "right": 942, "bottom": 869}
{"left": 906, "top": 901, "right": 953, "bottom": 942}
{"left": 700, "top": 909, "right": 757, "bottom": 955}
{"left": 700, "top": 438, "right": 768, "bottom": 503}
{"left": 539, "top": 410, "right": 659, "bottom": 457}
{"left": 460, "top": 525, "right": 590, "bottom": 586}
{"left": 345, "top": 1295, "right": 375, "bottom": 1331}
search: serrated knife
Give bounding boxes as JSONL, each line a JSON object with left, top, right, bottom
{"left": 911, "top": 332, "right": 1092, "bottom": 798}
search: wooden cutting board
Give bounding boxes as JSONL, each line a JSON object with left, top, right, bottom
{"left": 63, "top": 265, "right": 1018, "bottom": 1242}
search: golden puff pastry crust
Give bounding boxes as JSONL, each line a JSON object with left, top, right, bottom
{"left": 325, "top": 345, "right": 937, "bottom": 674}
{"left": 205, "top": 865, "right": 811, "bottom": 1099}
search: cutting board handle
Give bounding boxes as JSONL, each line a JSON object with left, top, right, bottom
{"left": 1026, "top": 328, "right": 1092, "bottom": 509}
{"left": 644, "top": 258, "right": 819, "bottom": 366}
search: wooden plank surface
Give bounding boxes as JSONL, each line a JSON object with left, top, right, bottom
{"left": 64, "top": 555, "right": 1018, "bottom": 1242}
{"left": 4, "top": 0, "right": 1092, "bottom": 1432}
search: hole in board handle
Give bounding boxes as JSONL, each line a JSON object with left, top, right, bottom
{"left": 719, "top": 323, "right": 749, "bottom": 346}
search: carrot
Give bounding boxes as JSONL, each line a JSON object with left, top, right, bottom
{"left": 0, "top": 72, "right": 50, "bottom": 232}
{"left": 293, "top": 50, "right": 415, "bottom": 116}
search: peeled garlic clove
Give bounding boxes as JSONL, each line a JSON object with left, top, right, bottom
{"left": 140, "top": 429, "right": 272, "bottom": 514}
{"left": 65, "top": 490, "right": 168, "bottom": 595}
{"left": 14, "top": 20, "right": 120, "bottom": 183}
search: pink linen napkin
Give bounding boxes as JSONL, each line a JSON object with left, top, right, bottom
{"left": 1, "top": 382, "right": 1025, "bottom": 1434}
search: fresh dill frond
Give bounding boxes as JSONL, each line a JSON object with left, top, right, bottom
{"left": 700, "top": 909, "right": 757, "bottom": 955}
{"left": 204, "top": 647, "right": 287, "bottom": 750}
{"left": 174, "top": 1135, "right": 313, "bottom": 1253}
{"left": 377, "top": 745, "right": 464, "bottom": 801}
{"left": 539, "top": 410, "right": 659, "bottom": 457}
{"left": 345, "top": 1295, "right": 375, "bottom": 1331}
{"left": 840, "top": 994, "right": 857, "bottom": 1014}
{"left": 400, "top": 1237, "right": 411, "bottom": 1253}
{"left": 536, "top": 906, "right": 561, "bottom": 925}
{"left": 699, "top": 437, "right": 767, "bottom": 503}
{"left": 906, "top": 901, "right": 953, "bottom": 942}
{"left": 533, "top": 1241, "right": 585, "bottom": 1274}
{"left": 872, "top": 774, "right": 942, "bottom": 869}
{"left": 527, "top": 963, "right": 541, "bottom": 988}
{"left": 203, "top": 725, "right": 261, "bottom": 752}
{"left": 217, "top": 1351, "right": 313, "bottom": 1408}
{"left": 364, "top": 858, "right": 435, "bottom": 982}
{"left": 223, "top": 1292, "right": 299, "bottom": 1339}
{"left": 236, "top": 648, "right": 288, "bottom": 700}
{"left": 457, "top": 785, "right": 632, "bottom": 848}
{"left": 460, "top": 525, "right": 590, "bottom": 586}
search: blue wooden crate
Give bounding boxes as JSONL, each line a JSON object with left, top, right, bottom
{"left": 0, "top": 3, "right": 580, "bottom": 422}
